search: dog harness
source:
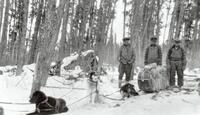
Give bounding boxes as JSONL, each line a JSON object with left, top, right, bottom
{"left": 36, "top": 97, "right": 59, "bottom": 113}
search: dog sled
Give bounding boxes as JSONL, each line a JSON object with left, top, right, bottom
{"left": 138, "top": 63, "right": 169, "bottom": 92}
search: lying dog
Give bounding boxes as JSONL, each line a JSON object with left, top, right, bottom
{"left": 27, "top": 90, "right": 68, "bottom": 115}
{"left": 120, "top": 83, "right": 139, "bottom": 98}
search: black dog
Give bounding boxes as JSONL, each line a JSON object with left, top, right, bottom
{"left": 27, "top": 91, "right": 68, "bottom": 115}
{"left": 120, "top": 83, "right": 139, "bottom": 98}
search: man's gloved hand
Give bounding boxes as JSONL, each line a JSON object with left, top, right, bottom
{"left": 128, "top": 60, "right": 133, "bottom": 64}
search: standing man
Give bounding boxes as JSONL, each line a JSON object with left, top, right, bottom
{"left": 118, "top": 37, "right": 135, "bottom": 88}
{"left": 144, "top": 37, "right": 162, "bottom": 65}
{"left": 166, "top": 39, "right": 186, "bottom": 88}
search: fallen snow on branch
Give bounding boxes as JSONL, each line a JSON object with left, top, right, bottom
{"left": 81, "top": 50, "right": 94, "bottom": 56}
{"left": 62, "top": 52, "right": 79, "bottom": 69}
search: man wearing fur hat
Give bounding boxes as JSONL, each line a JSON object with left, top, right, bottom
{"left": 166, "top": 39, "right": 187, "bottom": 88}
{"left": 118, "top": 37, "right": 135, "bottom": 88}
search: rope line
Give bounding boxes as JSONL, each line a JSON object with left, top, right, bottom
{"left": 59, "top": 89, "right": 74, "bottom": 98}
{"left": 101, "top": 95, "right": 124, "bottom": 101}
{"left": 44, "top": 86, "right": 88, "bottom": 90}
{"left": 15, "top": 75, "right": 26, "bottom": 86}
{"left": 0, "top": 101, "right": 32, "bottom": 105}
{"left": 67, "top": 91, "right": 95, "bottom": 107}
{"left": 103, "top": 90, "right": 120, "bottom": 96}
{"left": 52, "top": 78, "right": 74, "bottom": 85}
{"left": 4, "top": 108, "right": 31, "bottom": 113}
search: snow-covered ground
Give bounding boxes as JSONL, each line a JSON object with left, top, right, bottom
{"left": 0, "top": 64, "right": 200, "bottom": 115}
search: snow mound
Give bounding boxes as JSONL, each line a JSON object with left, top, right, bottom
{"left": 81, "top": 50, "right": 94, "bottom": 56}
{"left": 62, "top": 52, "right": 79, "bottom": 69}
{"left": 0, "top": 65, "right": 17, "bottom": 73}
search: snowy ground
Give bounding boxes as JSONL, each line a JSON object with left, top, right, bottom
{"left": 0, "top": 65, "right": 200, "bottom": 115}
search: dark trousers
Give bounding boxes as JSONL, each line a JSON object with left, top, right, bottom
{"left": 118, "top": 63, "right": 132, "bottom": 81}
{"left": 169, "top": 61, "right": 184, "bottom": 87}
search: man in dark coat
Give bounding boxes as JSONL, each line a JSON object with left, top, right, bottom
{"left": 118, "top": 37, "right": 135, "bottom": 88}
{"left": 166, "top": 39, "right": 187, "bottom": 88}
{"left": 144, "top": 37, "right": 162, "bottom": 65}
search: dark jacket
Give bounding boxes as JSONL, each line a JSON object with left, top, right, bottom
{"left": 166, "top": 45, "right": 186, "bottom": 67}
{"left": 144, "top": 44, "right": 162, "bottom": 65}
{"left": 118, "top": 44, "right": 135, "bottom": 64}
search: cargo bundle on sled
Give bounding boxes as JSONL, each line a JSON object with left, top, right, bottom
{"left": 138, "top": 63, "right": 169, "bottom": 92}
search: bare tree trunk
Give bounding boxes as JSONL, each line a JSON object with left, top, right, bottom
{"left": 69, "top": 0, "right": 76, "bottom": 53}
{"left": 0, "top": 0, "right": 4, "bottom": 33}
{"left": 58, "top": 0, "right": 70, "bottom": 60}
{"left": 30, "top": 52, "right": 47, "bottom": 96}
{"left": 31, "top": 0, "right": 61, "bottom": 95}
{"left": 167, "top": 0, "right": 178, "bottom": 45}
{"left": 155, "top": 0, "right": 161, "bottom": 37}
{"left": 193, "top": 0, "right": 200, "bottom": 40}
{"left": 174, "top": 0, "right": 185, "bottom": 39}
{"left": 129, "top": 0, "right": 143, "bottom": 66}
{"left": 123, "top": 0, "right": 127, "bottom": 38}
{"left": 26, "top": 4, "right": 35, "bottom": 64}
{"left": 162, "top": 0, "right": 171, "bottom": 47}
{"left": 95, "top": 0, "right": 116, "bottom": 67}
{"left": 52, "top": 0, "right": 67, "bottom": 61}
{"left": 28, "top": 0, "right": 44, "bottom": 64}
{"left": 0, "top": 0, "right": 9, "bottom": 65}
{"left": 16, "top": 0, "right": 29, "bottom": 75}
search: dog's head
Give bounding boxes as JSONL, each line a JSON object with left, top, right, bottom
{"left": 120, "top": 83, "right": 139, "bottom": 98}
{"left": 29, "top": 90, "right": 47, "bottom": 104}
{"left": 57, "top": 98, "right": 68, "bottom": 112}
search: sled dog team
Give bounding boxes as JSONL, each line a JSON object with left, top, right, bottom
{"left": 27, "top": 36, "right": 186, "bottom": 115}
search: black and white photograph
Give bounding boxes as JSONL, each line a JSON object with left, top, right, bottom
{"left": 0, "top": 0, "right": 200, "bottom": 115}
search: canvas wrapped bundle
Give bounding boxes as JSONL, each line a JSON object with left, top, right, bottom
{"left": 138, "top": 63, "right": 169, "bottom": 92}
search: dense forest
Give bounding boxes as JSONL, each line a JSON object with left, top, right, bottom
{"left": 0, "top": 0, "right": 199, "bottom": 79}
